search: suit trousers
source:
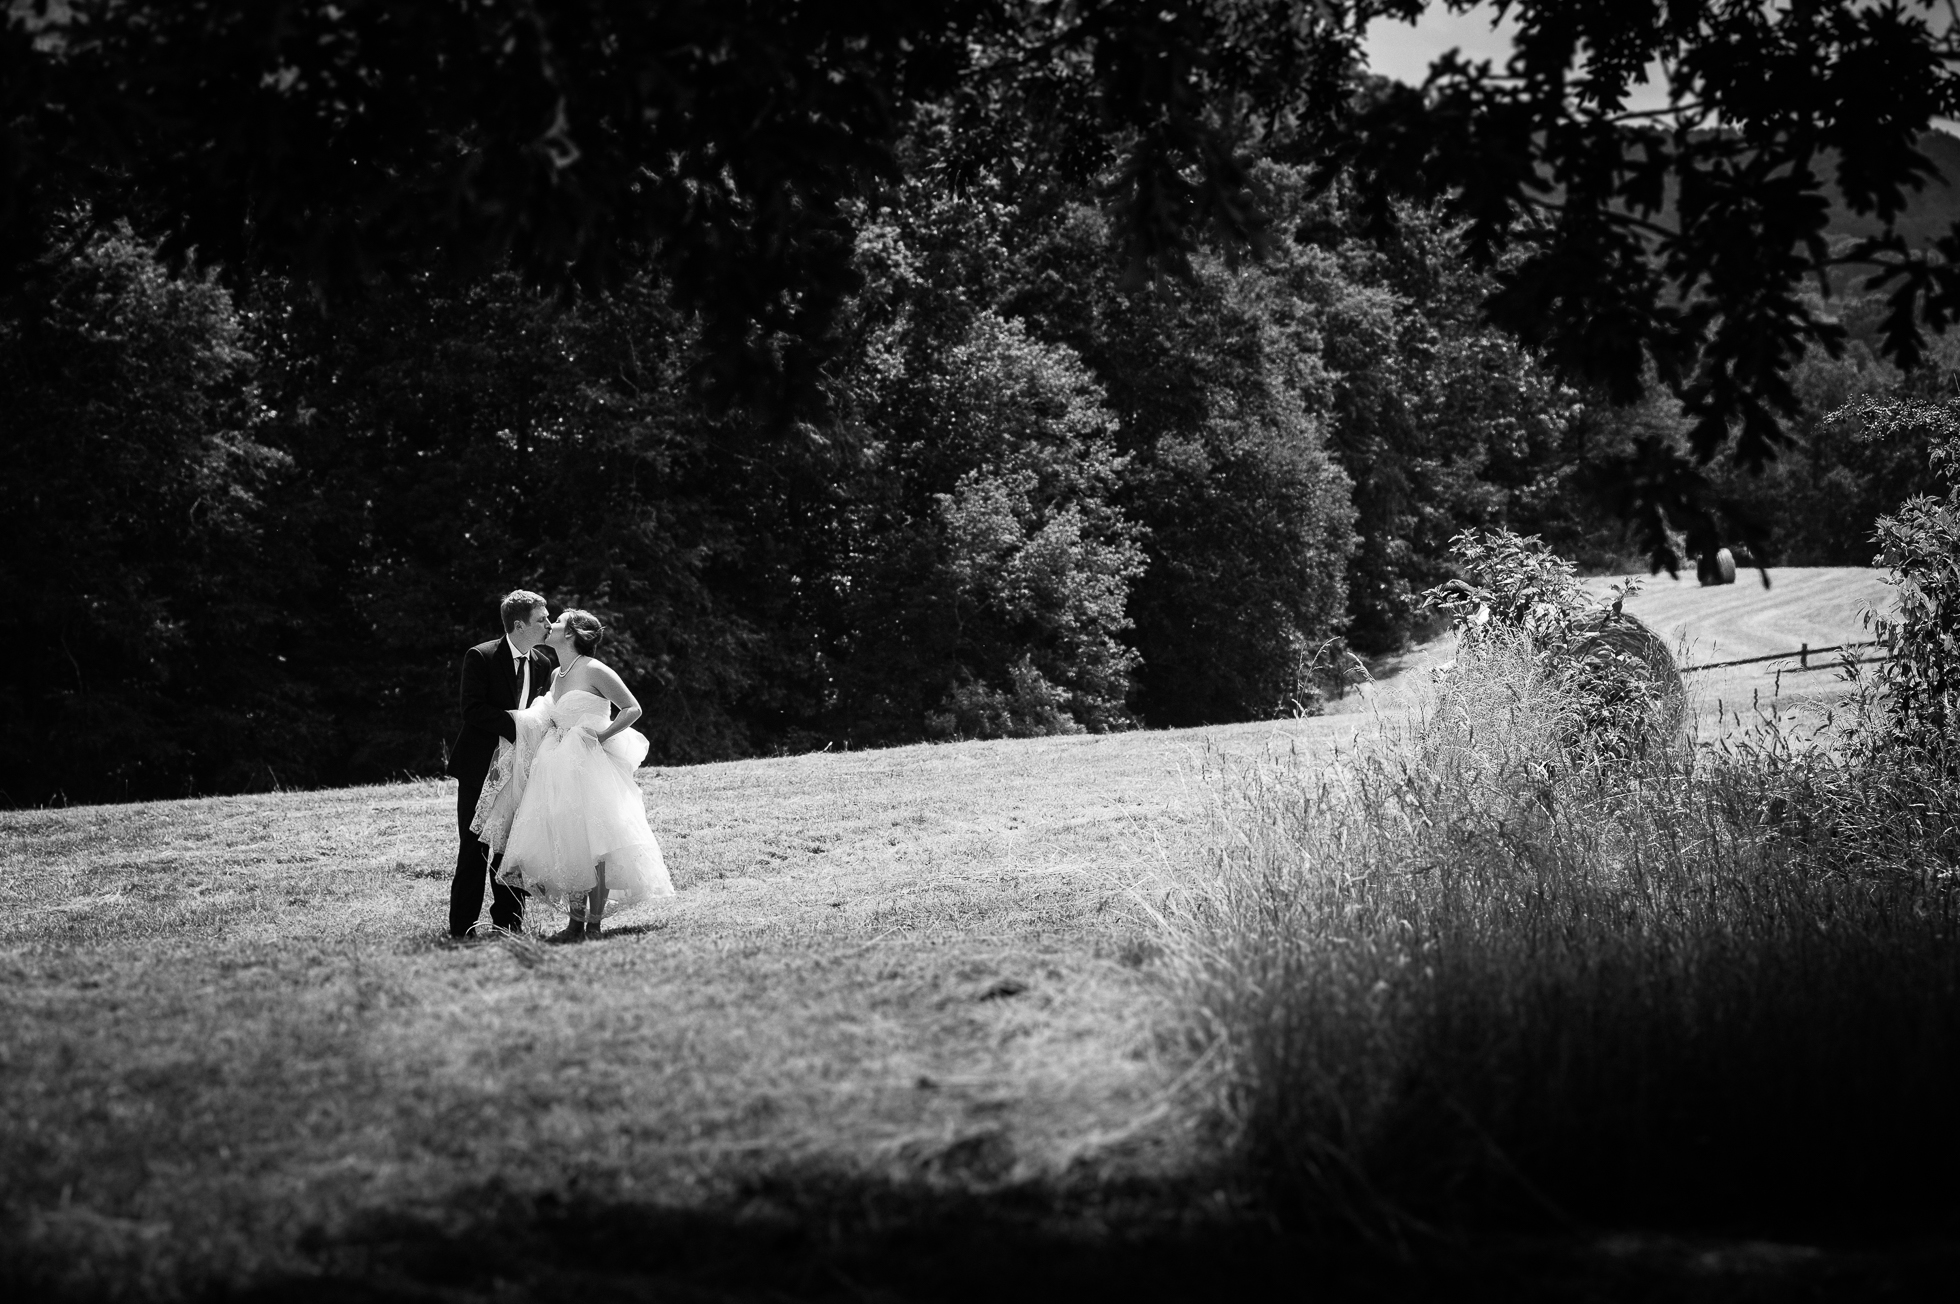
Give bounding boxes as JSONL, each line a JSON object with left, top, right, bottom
{"left": 449, "top": 769, "right": 527, "bottom": 937}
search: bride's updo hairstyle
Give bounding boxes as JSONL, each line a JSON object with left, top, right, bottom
{"left": 563, "top": 609, "right": 605, "bottom": 656}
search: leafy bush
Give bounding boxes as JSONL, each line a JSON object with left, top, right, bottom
{"left": 1421, "top": 528, "right": 1678, "bottom": 753}
{"left": 1421, "top": 527, "right": 1596, "bottom": 649}
{"left": 1860, "top": 400, "right": 1960, "bottom": 755}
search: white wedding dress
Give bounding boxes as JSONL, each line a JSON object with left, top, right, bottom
{"left": 486, "top": 687, "right": 674, "bottom": 912}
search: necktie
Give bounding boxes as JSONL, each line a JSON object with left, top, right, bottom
{"left": 515, "top": 653, "right": 530, "bottom": 706}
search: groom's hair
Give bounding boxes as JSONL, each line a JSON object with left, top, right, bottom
{"left": 499, "top": 589, "right": 548, "bottom": 633}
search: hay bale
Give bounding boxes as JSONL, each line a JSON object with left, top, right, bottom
{"left": 1568, "top": 610, "right": 1685, "bottom": 733}
{"left": 1698, "top": 547, "right": 1738, "bottom": 586}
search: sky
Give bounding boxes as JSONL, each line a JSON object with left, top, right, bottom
{"left": 1359, "top": 4, "right": 1676, "bottom": 113}
{"left": 1358, "top": 2, "right": 1959, "bottom": 133}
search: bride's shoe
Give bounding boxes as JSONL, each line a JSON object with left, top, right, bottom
{"left": 545, "top": 917, "right": 587, "bottom": 945}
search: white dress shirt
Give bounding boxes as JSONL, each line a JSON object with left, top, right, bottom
{"left": 503, "top": 636, "right": 532, "bottom": 706}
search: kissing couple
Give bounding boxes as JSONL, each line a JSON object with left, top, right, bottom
{"left": 446, "top": 589, "right": 674, "bottom": 944}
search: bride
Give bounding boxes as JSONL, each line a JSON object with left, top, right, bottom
{"left": 475, "top": 609, "right": 673, "bottom": 943}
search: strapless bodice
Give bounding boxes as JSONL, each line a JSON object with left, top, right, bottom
{"left": 542, "top": 688, "right": 612, "bottom": 729}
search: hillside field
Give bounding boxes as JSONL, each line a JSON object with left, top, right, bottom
{"left": 1591, "top": 566, "right": 1894, "bottom": 718}
{"left": 0, "top": 567, "right": 1930, "bottom": 1300}
{"left": 2, "top": 710, "right": 1380, "bottom": 1298}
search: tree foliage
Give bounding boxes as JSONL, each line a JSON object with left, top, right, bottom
{"left": 1, "top": 226, "right": 286, "bottom": 800}
{"left": 15, "top": 3, "right": 1958, "bottom": 476}
{"left": 4, "top": 0, "right": 1348, "bottom": 410}
{"left": 10, "top": 3, "right": 1960, "bottom": 803}
{"left": 1001, "top": 201, "right": 1359, "bottom": 717}
{"left": 1844, "top": 399, "right": 1960, "bottom": 752}
{"left": 869, "top": 311, "right": 1147, "bottom": 739}
{"left": 1333, "top": 1, "right": 1960, "bottom": 564}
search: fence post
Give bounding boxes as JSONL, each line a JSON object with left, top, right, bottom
{"left": 1800, "top": 642, "right": 1808, "bottom": 668}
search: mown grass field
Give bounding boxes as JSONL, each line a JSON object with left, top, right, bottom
{"left": 5, "top": 566, "right": 1952, "bottom": 1301}
{"left": 1, "top": 710, "right": 1380, "bottom": 1299}
{"left": 1601, "top": 566, "right": 1890, "bottom": 664}
{"left": 1591, "top": 566, "right": 1892, "bottom": 718}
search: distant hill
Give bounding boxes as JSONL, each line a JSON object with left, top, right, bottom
{"left": 1619, "top": 129, "right": 1960, "bottom": 254}
{"left": 1820, "top": 129, "right": 1960, "bottom": 249}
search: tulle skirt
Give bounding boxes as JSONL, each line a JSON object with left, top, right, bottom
{"left": 498, "top": 724, "right": 673, "bottom": 911}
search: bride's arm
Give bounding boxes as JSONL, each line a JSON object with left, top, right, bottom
{"left": 584, "top": 663, "right": 643, "bottom": 743}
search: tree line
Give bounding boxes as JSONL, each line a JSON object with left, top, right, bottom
{"left": 8, "top": 2, "right": 1960, "bottom": 804}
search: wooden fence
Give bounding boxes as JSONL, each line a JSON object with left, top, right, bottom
{"left": 1679, "top": 640, "right": 1890, "bottom": 676}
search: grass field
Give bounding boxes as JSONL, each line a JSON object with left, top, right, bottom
{"left": 2, "top": 711, "right": 1385, "bottom": 1299}
{"left": 1598, "top": 566, "right": 1890, "bottom": 662}
{"left": 6, "top": 566, "right": 1955, "bottom": 1300}
{"left": 1590, "top": 566, "right": 1893, "bottom": 718}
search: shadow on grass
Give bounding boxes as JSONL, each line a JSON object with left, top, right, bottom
{"left": 267, "top": 1176, "right": 1301, "bottom": 1304}
{"left": 594, "top": 920, "right": 669, "bottom": 940}
{"left": 7, "top": 1172, "right": 1935, "bottom": 1304}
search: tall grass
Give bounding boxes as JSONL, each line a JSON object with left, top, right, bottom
{"left": 1164, "top": 632, "right": 1960, "bottom": 1241}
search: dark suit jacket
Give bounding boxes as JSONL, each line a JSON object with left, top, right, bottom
{"left": 447, "top": 638, "right": 558, "bottom": 785}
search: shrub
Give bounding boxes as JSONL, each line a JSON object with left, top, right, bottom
{"left": 1421, "top": 527, "right": 1597, "bottom": 648}
{"left": 1861, "top": 399, "right": 1960, "bottom": 755}
{"left": 1421, "top": 528, "right": 1679, "bottom": 754}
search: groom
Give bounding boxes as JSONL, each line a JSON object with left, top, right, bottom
{"left": 447, "top": 589, "right": 557, "bottom": 938}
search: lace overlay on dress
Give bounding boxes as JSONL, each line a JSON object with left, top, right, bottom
{"left": 469, "top": 697, "right": 550, "bottom": 857}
